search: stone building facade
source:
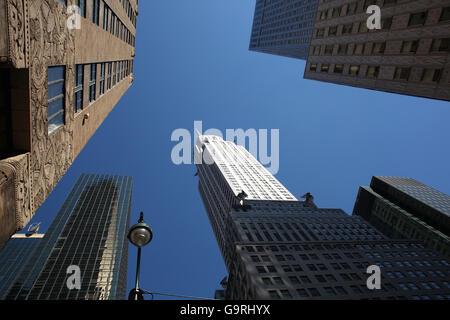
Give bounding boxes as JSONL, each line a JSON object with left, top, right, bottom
{"left": 304, "top": 0, "right": 450, "bottom": 100}
{"left": 0, "top": 0, "right": 138, "bottom": 248}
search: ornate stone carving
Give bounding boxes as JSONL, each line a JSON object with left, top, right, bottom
{"left": 1, "top": 153, "right": 32, "bottom": 229}
{"left": 29, "top": 0, "right": 75, "bottom": 211}
{"left": 6, "top": 0, "right": 29, "bottom": 68}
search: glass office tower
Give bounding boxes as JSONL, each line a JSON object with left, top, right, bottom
{"left": 0, "top": 234, "right": 44, "bottom": 299}
{"left": 4, "top": 174, "right": 133, "bottom": 300}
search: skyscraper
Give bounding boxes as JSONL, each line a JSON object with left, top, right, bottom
{"left": 195, "top": 136, "right": 450, "bottom": 299}
{"left": 353, "top": 176, "right": 450, "bottom": 258}
{"left": 0, "top": 233, "right": 44, "bottom": 300}
{"left": 304, "top": 0, "right": 450, "bottom": 101}
{"left": 249, "top": 0, "right": 318, "bottom": 60}
{"left": 0, "top": 0, "right": 138, "bottom": 248}
{"left": 4, "top": 173, "right": 132, "bottom": 300}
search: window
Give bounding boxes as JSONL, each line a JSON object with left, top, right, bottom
{"left": 347, "top": 2, "right": 357, "bottom": 15}
{"left": 430, "top": 38, "right": 450, "bottom": 52}
{"left": 394, "top": 67, "right": 411, "bottom": 81}
{"left": 280, "top": 290, "right": 292, "bottom": 298}
{"left": 273, "top": 277, "right": 284, "bottom": 285}
{"left": 440, "top": 7, "right": 450, "bottom": 22}
{"left": 297, "top": 289, "right": 308, "bottom": 297}
{"left": 353, "top": 43, "right": 365, "bottom": 55}
{"left": 112, "top": 62, "right": 117, "bottom": 85}
{"left": 74, "top": 64, "right": 83, "bottom": 113}
{"left": 324, "top": 287, "right": 336, "bottom": 296}
{"left": 89, "top": 64, "right": 96, "bottom": 102}
{"left": 268, "top": 290, "right": 280, "bottom": 299}
{"left": 309, "top": 63, "right": 317, "bottom": 72}
{"left": 334, "top": 64, "right": 344, "bottom": 74}
{"left": 77, "top": 0, "right": 86, "bottom": 18}
{"left": 321, "top": 64, "right": 329, "bottom": 73}
{"left": 349, "top": 65, "right": 360, "bottom": 76}
{"left": 107, "top": 62, "right": 112, "bottom": 90}
{"left": 381, "top": 17, "right": 393, "bottom": 30}
{"left": 384, "top": 0, "right": 397, "bottom": 5}
{"left": 47, "top": 66, "right": 65, "bottom": 134}
{"left": 401, "top": 40, "right": 419, "bottom": 53}
{"left": 316, "top": 29, "right": 324, "bottom": 38}
{"left": 103, "top": 4, "right": 109, "bottom": 30}
{"left": 92, "top": 0, "right": 99, "bottom": 25}
{"left": 328, "top": 26, "right": 337, "bottom": 36}
{"left": 332, "top": 7, "right": 341, "bottom": 18}
{"left": 372, "top": 42, "right": 386, "bottom": 54}
{"left": 359, "top": 22, "right": 368, "bottom": 33}
{"left": 409, "top": 11, "right": 427, "bottom": 26}
{"left": 325, "top": 45, "right": 334, "bottom": 55}
{"left": 313, "top": 46, "right": 321, "bottom": 55}
{"left": 99, "top": 63, "right": 105, "bottom": 95}
{"left": 421, "top": 69, "right": 442, "bottom": 83}
{"left": 262, "top": 277, "right": 272, "bottom": 285}
{"left": 366, "top": 66, "right": 380, "bottom": 78}
{"left": 256, "top": 266, "right": 266, "bottom": 274}
{"left": 342, "top": 23, "right": 352, "bottom": 34}
{"left": 338, "top": 44, "right": 348, "bottom": 54}
{"left": 308, "top": 288, "right": 321, "bottom": 297}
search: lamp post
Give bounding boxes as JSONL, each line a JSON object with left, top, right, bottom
{"left": 128, "top": 212, "right": 153, "bottom": 300}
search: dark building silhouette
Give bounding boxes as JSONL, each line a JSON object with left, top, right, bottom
{"left": 3, "top": 173, "right": 132, "bottom": 300}
{"left": 353, "top": 176, "right": 450, "bottom": 258}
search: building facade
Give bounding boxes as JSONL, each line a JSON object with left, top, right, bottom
{"left": 0, "top": 0, "right": 138, "bottom": 248}
{"left": 0, "top": 233, "right": 44, "bottom": 299}
{"left": 4, "top": 173, "right": 132, "bottom": 300}
{"left": 353, "top": 176, "right": 450, "bottom": 258}
{"left": 249, "top": 0, "right": 318, "bottom": 60}
{"left": 195, "top": 136, "right": 450, "bottom": 299}
{"left": 304, "top": 0, "right": 450, "bottom": 101}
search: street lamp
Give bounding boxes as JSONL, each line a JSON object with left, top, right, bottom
{"left": 128, "top": 212, "right": 153, "bottom": 300}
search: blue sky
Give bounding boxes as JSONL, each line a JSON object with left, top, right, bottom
{"left": 29, "top": 0, "right": 450, "bottom": 299}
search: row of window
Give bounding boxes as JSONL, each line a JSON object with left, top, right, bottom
{"left": 314, "top": 7, "right": 450, "bottom": 39}
{"left": 74, "top": 60, "right": 133, "bottom": 114}
{"left": 47, "top": 60, "right": 132, "bottom": 134}
{"left": 59, "top": 0, "right": 136, "bottom": 46}
{"left": 311, "top": 38, "right": 450, "bottom": 56}
{"left": 309, "top": 63, "right": 444, "bottom": 84}
{"left": 102, "top": 1, "right": 136, "bottom": 46}
{"left": 317, "top": 0, "right": 402, "bottom": 22}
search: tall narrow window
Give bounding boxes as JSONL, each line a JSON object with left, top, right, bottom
{"left": 89, "top": 64, "right": 96, "bottom": 102}
{"left": 77, "top": 0, "right": 86, "bottom": 18}
{"left": 112, "top": 62, "right": 116, "bottom": 86}
{"left": 103, "top": 4, "right": 109, "bottom": 30}
{"left": 92, "top": 0, "right": 99, "bottom": 25}
{"left": 110, "top": 13, "right": 115, "bottom": 35}
{"left": 116, "top": 61, "right": 120, "bottom": 82}
{"left": 107, "top": 62, "right": 112, "bottom": 90}
{"left": 47, "top": 66, "right": 65, "bottom": 134}
{"left": 99, "top": 63, "right": 105, "bottom": 96}
{"left": 74, "top": 64, "right": 83, "bottom": 113}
